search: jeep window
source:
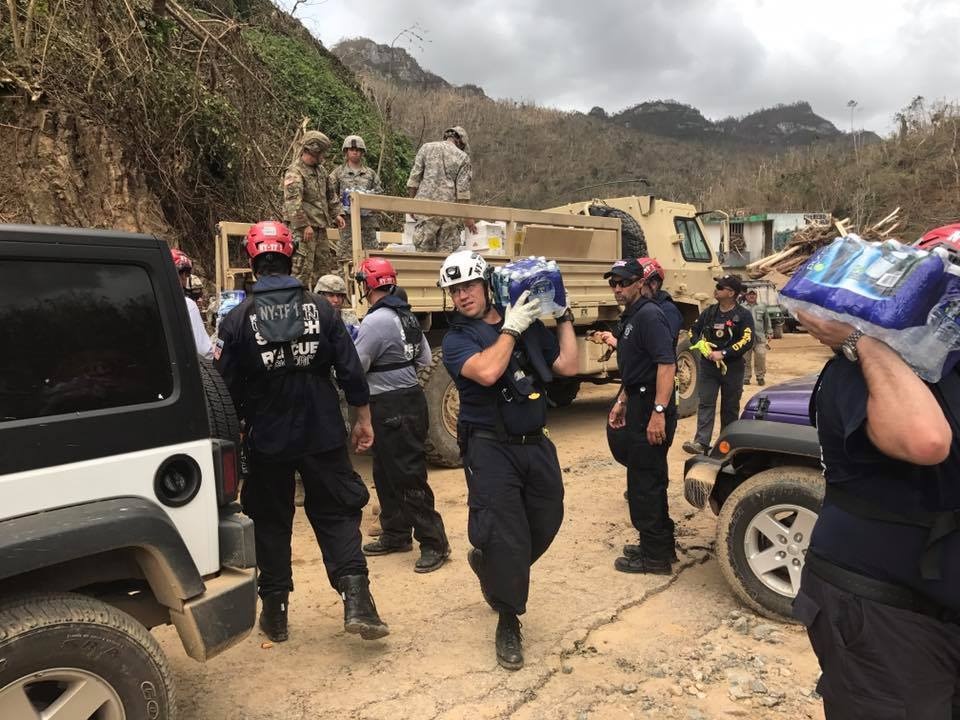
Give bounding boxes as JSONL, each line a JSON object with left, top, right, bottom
{"left": 0, "top": 260, "right": 173, "bottom": 421}
{"left": 675, "top": 218, "right": 712, "bottom": 262}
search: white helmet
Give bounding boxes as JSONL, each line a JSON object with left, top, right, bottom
{"left": 439, "top": 250, "right": 489, "bottom": 288}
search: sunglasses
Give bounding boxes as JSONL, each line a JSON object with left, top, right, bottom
{"left": 608, "top": 277, "right": 638, "bottom": 288}
{"left": 715, "top": 284, "right": 734, "bottom": 291}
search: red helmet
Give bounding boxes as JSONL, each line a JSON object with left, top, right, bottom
{"left": 637, "top": 257, "right": 665, "bottom": 285}
{"left": 916, "top": 223, "right": 960, "bottom": 254}
{"left": 245, "top": 221, "right": 294, "bottom": 260}
{"left": 170, "top": 248, "right": 192, "bottom": 273}
{"left": 356, "top": 257, "right": 397, "bottom": 291}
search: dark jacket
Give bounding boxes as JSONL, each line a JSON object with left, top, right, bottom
{"left": 215, "top": 275, "right": 369, "bottom": 459}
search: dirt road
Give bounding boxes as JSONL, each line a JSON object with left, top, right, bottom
{"left": 158, "top": 334, "right": 833, "bottom": 720}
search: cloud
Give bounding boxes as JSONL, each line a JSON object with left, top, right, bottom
{"left": 295, "top": 0, "right": 960, "bottom": 135}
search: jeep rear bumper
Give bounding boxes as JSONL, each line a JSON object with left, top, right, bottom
{"left": 170, "top": 565, "right": 257, "bottom": 662}
{"left": 170, "top": 509, "right": 257, "bottom": 662}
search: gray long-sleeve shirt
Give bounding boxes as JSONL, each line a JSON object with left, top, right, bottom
{"left": 354, "top": 306, "right": 431, "bottom": 395}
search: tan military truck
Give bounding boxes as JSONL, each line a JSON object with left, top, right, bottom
{"left": 215, "top": 193, "right": 722, "bottom": 466}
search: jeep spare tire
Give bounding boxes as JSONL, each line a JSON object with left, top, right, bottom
{"left": 0, "top": 592, "right": 175, "bottom": 719}
{"left": 588, "top": 204, "right": 648, "bottom": 258}
{"left": 199, "top": 357, "right": 240, "bottom": 444}
{"left": 716, "top": 466, "right": 824, "bottom": 621}
{"left": 419, "top": 347, "right": 462, "bottom": 468}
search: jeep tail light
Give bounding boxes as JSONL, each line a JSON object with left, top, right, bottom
{"left": 213, "top": 440, "right": 240, "bottom": 506}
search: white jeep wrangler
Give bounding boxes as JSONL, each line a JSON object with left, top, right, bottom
{"left": 0, "top": 225, "right": 256, "bottom": 719}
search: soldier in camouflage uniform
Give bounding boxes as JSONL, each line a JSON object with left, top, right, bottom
{"left": 406, "top": 126, "right": 476, "bottom": 253}
{"left": 330, "top": 135, "right": 384, "bottom": 262}
{"left": 282, "top": 130, "right": 345, "bottom": 290}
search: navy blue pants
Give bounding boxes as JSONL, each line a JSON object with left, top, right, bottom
{"left": 242, "top": 445, "right": 369, "bottom": 595}
{"left": 794, "top": 567, "right": 960, "bottom": 719}
{"left": 462, "top": 435, "right": 564, "bottom": 615}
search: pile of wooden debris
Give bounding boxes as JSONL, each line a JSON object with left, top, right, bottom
{"left": 745, "top": 208, "right": 902, "bottom": 279}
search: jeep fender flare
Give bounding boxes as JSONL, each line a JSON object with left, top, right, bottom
{"left": 713, "top": 419, "right": 821, "bottom": 460}
{"left": 0, "top": 497, "right": 204, "bottom": 609}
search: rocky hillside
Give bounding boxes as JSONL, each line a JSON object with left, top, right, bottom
{"left": 333, "top": 37, "right": 486, "bottom": 97}
{"left": 0, "top": 1, "right": 413, "bottom": 273}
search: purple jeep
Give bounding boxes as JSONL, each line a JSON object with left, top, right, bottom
{"left": 682, "top": 374, "right": 824, "bottom": 620}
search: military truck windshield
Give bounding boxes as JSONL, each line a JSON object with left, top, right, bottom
{"left": 675, "top": 218, "right": 711, "bottom": 262}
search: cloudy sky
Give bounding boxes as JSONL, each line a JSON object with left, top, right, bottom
{"left": 290, "top": 0, "right": 959, "bottom": 135}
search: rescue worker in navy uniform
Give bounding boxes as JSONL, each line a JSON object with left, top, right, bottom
{"left": 592, "top": 257, "right": 682, "bottom": 348}
{"left": 439, "top": 250, "right": 577, "bottom": 670}
{"left": 352, "top": 257, "right": 451, "bottom": 572}
{"left": 604, "top": 259, "right": 679, "bottom": 574}
{"left": 215, "top": 220, "right": 389, "bottom": 644}
{"left": 792, "top": 233, "right": 960, "bottom": 718}
{"left": 682, "top": 274, "right": 754, "bottom": 454}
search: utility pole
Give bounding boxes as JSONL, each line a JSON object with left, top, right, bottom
{"left": 847, "top": 99, "right": 859, "bottom": 163}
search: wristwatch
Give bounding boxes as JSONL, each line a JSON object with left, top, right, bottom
{"left": 654, "top": 404, "right": 665, "bottom": 414}
{"left": 556, "top": 308, "right": 575, "bottom": 324}
{"left": 841, "top": 329, "right": 865, "bottom": 362}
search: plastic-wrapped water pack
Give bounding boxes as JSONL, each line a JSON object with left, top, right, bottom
{"left": 491, "top": 256, "right": 567, "bottom": 318}
{"left": 780, "top": 234, "right": 960, "bottom": 381}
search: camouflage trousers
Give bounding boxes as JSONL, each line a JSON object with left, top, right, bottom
{"left": 336, "top": 223, "right": 380, "bottom": 262}
{"left": 291, "top": 226, "right": 334, "bottom": 291}
{"left": 413, "top": 216, "right": 464, "bottom": 253}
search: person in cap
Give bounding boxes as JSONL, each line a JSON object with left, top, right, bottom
{"left": 439, "top": 249, "right": 577, "bottom": 670}
{"left": 282, "top": 130, "right": 346, "bottom": 291}
{"left": 170, "top": 248, "right": 214, "bottom": 360}
{"left": 330, "top": 135, "right": 384, "bottom": 263}
{"left": 681, "top": 274, "right": 754, "bottom": 454}
{"left": 740, "top": 287, "right": 773, "bottom": 386}
{"left": 214, "top": 220, "right": 388, "bottom": 644}
{"left": 603, "top": 259, "right": 679, "bottom": 574}
{"left": 592, "top": 257, "right": 682, "bottom": 349}
{"left": 406, "top": 127, "right": 477, "bottom": 253}
{"left": 352, "top": 258, "right": 450, "bottom": 573}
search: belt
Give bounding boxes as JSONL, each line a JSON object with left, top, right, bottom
{"left": 470, "top": 428, "right": 545, "bottom": 445}
{"left": 805, "top": 552, "right": 959, "bottom": 623}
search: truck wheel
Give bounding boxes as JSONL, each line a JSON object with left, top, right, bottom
{"left": 199, "top": 357, "right": 240, "bottom": 444}
{"left": 588, "top": 205, "right": 648, "bottom": 258}
{"left": 546, "top": 379, "right": 581, "bottom": 408}
{"left": 715, "top": 467, "right": 824, "bottom": 621}
{"left": 675, "top": 336, "right": 699, "bottom": 418}
{"left": 418, "top": 348, "right": 462, "bottom": 468}
{"left": 0, "top": 593, "right": 175, "bottom": 720}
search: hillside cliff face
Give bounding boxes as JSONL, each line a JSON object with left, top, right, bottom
{"left": 333, "top": 37, "right": 486, "bottom": 97}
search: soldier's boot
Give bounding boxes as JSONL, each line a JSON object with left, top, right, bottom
{"left": 339, "top": 575, "right": 389, "bottom": 640}
{"left": 259, "top": 592, "right": 289, "bottom": 643}
{"left": 495, "top": 612, "right": 524, "bottom": 671}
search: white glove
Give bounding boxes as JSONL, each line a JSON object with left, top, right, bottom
{"left": 502, "top": 290, "right": 542, "bottom": 336}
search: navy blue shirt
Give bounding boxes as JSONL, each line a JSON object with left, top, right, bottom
{"left": 654, "top": 289, "right": 683, "bottom": 341}
{"left": 616, "top": 299, "right": 676, "bottom": 393}
{"left": 442, "top": 315, "right": 559, "bottom": 429}
{"left": 810, "top": 359, "right": 960, "bottom": 611}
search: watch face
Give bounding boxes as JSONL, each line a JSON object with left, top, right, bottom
{"left": 655, "top": 404, "right": 665, "bottom": 413}
{"left": 841, "top": 343, "right": 857, "bottom": 362}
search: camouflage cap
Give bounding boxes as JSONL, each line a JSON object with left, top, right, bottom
{"left": 314, "top": 274, "right": 348, "bottom": 294}
{"left": 301, "top": 130, "right": 332, "bottom": 153}
{"left": 342, "top": 135, "right": 367, "bottom": 152}
{"left": 444, "top": 126, "right": 470, "bottom": 154}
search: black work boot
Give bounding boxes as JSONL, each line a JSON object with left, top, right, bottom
{"left": 614, "top": 553, "right": 672, "bottom": 575}
{"left": 259, "top": 592, "right": 289, "bottom": 643}
{"left": 623, "top": 542, "right": 679, "bottom": 563}
{"left": 362, "top": 538, "right": 413, "bottom": 556}
{"left": 414, "top": 545, "right": 451, "bottom": 574}
{"left": 467, "top": 548, "right": 495, "bottom": 609}
{"left": 495, "top": 612, "right": 524, "bottom": 670}
{"left": 339, "top": 575, "right": 390, "bottom": 640}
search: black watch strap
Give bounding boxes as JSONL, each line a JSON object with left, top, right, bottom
{"left": 500, "top": 328, "right": 520, "bottom": 339}
{"left": 556, "top": 308, "right": 575, "bottom": 324}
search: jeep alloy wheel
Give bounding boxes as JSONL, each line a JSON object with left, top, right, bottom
{"left": 716, "top": 467, "right": 824, "bottom": 621}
